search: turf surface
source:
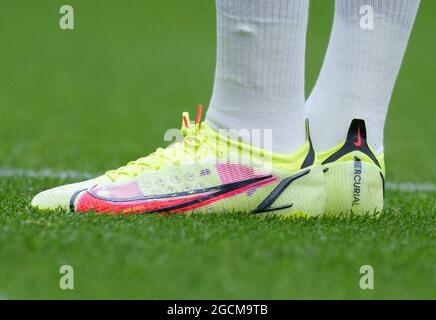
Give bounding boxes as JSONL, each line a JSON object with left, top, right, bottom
{"left": 0, "top": 0, "right": 435, "bottom": 299}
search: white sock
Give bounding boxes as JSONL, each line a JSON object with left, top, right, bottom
{"left": 206, "top": 0, "right": 309, "bottom": 154}
{"left": 306, "top": 0, "right": 420, "bottom": 154}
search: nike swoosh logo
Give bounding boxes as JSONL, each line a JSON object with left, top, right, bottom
{"left": 74, "top": 175, "right": 276, "bottom": 214}
{"left": 353, "top": 125, "right": 362, "bottom": 147}
{"left": 148, "top": 175, "right": 274, "bottom": 213}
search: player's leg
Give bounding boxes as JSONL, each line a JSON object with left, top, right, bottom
{"left": 206, "top": 0, "right": 309, "bottom": 154}
{"left": 32, "top": 0, "right": 325, "bottom": 217}
{"left": 306, "top": 0, "right": 420, "bottom": 214}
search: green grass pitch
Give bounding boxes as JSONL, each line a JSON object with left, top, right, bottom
{"left": 0, "top": 1, "right": 434, "bottom": 299}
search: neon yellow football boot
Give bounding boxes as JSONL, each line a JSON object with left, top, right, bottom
{"left": 318, "top": 119, "right": 385, "bottom": 216}
{"left": 32, "top": 106, "right": 325, "bottom": 217}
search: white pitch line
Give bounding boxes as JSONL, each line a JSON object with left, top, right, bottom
{"left": 0, "top": 167, "right": 435, "bottom": 193}
{"left": 385, "top": 182, "right": 436, "bottom": 193}
{"left": 0, "top": 168, "right": 93, "bottom": 180}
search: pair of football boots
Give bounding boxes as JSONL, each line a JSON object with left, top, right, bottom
{"left": 32, "top": 108, "right": 384, "bottom": 217}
